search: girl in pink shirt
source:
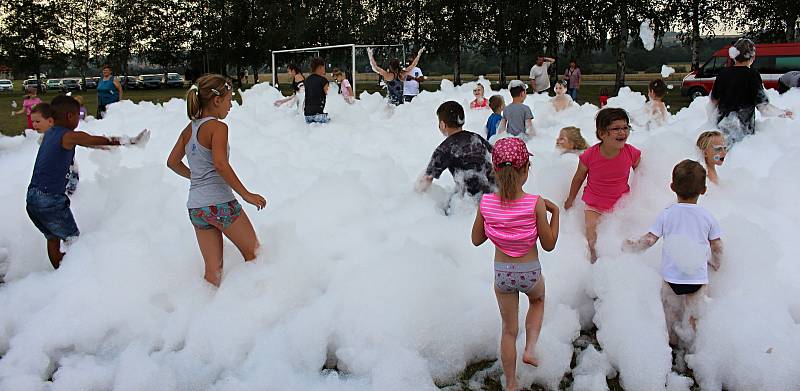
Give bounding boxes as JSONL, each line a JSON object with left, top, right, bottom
{"left": 472, "top": 137, "right": 560, "bottom": 391}
{"left": 12, "top": 87, "right": 42, "bottom": 130}
{"left": 565, "top": 108, "right": 641, "bottom": 262}
{"left": 470, "top": 83, "right": 489, "bottom": 109}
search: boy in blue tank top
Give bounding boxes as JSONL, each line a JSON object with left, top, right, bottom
{"left": 26, "top": 95, "right": 149, "bottom": 269}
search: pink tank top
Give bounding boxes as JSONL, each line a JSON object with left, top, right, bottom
{"left": 579, "top": 143, "right": 641, "bottom": 212}
{"left": 480, "top": 193, "right": 539, "bottom": 257}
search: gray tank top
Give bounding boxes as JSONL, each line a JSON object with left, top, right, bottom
{"left": 186, "top": 117, "right": 236, "bottom": 208}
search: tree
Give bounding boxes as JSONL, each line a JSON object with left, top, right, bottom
{"left": 427, "top": 0, "right": 481, "bottom": 84}
{"left": 142, "top": 0, "right": 190, "bottom": 83}
{"left": 60, "top": 0, "right": 103, "bottom": 84}
{"left": 102, "top": 0, "right": 147, "bottom": 77}
{"left": 0, "top": 0, "right": 62, "bottom": 81}
{"left": 732, "top": 0, "right": 799, "bottom": 43}
{"left": 666, "top": 0, "right": 721, "bottom": 70}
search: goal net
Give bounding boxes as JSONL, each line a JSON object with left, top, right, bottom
{"left": 271, "top": 44, "right": 405, "bottom": 95}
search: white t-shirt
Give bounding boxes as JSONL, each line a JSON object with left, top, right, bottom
{"left": 529, "top": 62, "right": 551, "bottom": 92}
{"left": 403, "top": 67, "right": 423, "bottom": 96}
{"left": 648, "top": 203, "right": 722, "bottom": 284}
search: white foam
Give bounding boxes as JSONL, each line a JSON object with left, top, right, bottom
{"left": 640, "top": 20, "right": 656, "bottom": 51}
{"left": 661, "top": 65, "right": 676, "bottom": 79}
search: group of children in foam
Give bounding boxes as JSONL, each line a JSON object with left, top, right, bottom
{"left": 0, "top": 75, "right": 798, "bottom": 391}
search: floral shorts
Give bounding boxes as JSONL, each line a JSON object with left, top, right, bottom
{"left": 494, "top": 261, "right": 542, "bottom": 294}
{"left": 188, "top": 200, "right": 242, "bottom": 230}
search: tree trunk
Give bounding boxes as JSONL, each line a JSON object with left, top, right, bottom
{"left": 690, "top": 0, "right": 701, "bottom": 70}
{"left": 786, "top": 14, "right": 797, "bottom": 42}
{"left": 614, "top": 10, "right": 628, "bottom": 93}
{"left": 413, "top": 0, "right": 420, "bottom": 48}
{"left": 500, "top": 54, "right": 507, "bottom": 88}
{"left": 549, "top": 0, "right": 559, "bottom": 86}
{"left": 252, "top": 65, "right": 259, "bottom": 84}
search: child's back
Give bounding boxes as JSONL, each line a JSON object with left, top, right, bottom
{"left": 185, "top": 117, "right": 236, "bottom": 208}
{"left": 426, "top": 130, "right": 495, "bottom": 195}
{"left": 650, "top": 203, "right": 720, "bottom": 284}
{"left": 502, "top": 102, "right": 533, "bottom": 136}
{"left": 30, "top": 127, "right": 75, "bottom": 194}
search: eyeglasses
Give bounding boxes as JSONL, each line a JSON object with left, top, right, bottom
{"left": 607, "top": 126, "right": 630, "bottom": 133}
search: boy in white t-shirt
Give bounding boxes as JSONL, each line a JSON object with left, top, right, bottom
{"left": 623, "top": 159, "right": 723, "bottom": 346}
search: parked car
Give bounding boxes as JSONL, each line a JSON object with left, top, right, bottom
{"left": 82, "top": 78, "right": 97, "bottom": 89}
{"left": 681, "top": 42, "right": 800, "bottom": 100}
{"left": 0, "top": 79, "right": 13, "bottom": 92}
{"left": 165, "top": 73, "right": 185, "bottom": 88}
{"left": 46, "top": 79, "right": 63, "bottom": 91}
{"left": 121, "top": 75, "right": 140, "bottom": 89}
{"left": 138, "top": 74, "right": 164, "bottom": 89}
{"left": 60, "top": 78, "right": 82, "bottom": 92}
{"left": 23, "top": 79, "right": 47, "bottom": 93}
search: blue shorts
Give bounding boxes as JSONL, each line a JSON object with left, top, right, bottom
{"left": 188, "top": 200, "right": 242, "bottom": 230}
{"left": 26, "top": 187, "right": 80, "bottom": 240}
{"left": 304, "top": 113, "right": 330, "bottom": 124}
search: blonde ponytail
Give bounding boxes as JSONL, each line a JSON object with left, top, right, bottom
{"left": 185, "top": 74, "right": 231, "bottom": 120}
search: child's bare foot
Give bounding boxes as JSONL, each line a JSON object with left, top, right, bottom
{"left": 522, "top": 350, "right": 539, "bottom": 367}
{"left": 505, "top": 381, "right": 518, "bottom": 391}
{"left": 589, "top": 250, "right": 598, "bottom": 264}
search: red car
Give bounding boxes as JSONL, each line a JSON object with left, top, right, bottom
{"left": 681, "top": 42, "right": 800, "bottom": 100}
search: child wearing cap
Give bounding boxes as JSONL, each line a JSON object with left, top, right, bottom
{"left": 416, "top": 101, "right": 495, "bottom": 196}
{"left": 623, "top": 159, "right": 723, "bottom": 346}
{"left": 471, "top": 137, "right": 560, "bottom": 390}
{"left": 498, "top": 80, "right": 534, "bottom": 137}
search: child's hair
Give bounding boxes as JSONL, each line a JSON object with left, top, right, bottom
{"left": 31, "top": 103, "right": 53, "bottom": 119}
{"left": 649, "top": 79, "right": 667, "bottom": 98}
{"left": 600, "top": 87, "right": 609, "bottom": 96}
{"left": 102, "top": 64, "right": 112, "bottom": 71}
{"left": 595, "top": 107, "right": 629, "bottom": 139}
{"left": 186, "top": 74, "right": 231, "bottom": 120}
{"left": 310, "top": 57, "right": 325, "bottom": 72}
{"left": 287, "top": 63, "right": 301, "bottom": 74}
{"left": 510, "top": 85, "right": 525, "bottom": 97}
{"left": 332, "top": 68, "right": 344, "bottom": 78}
{"left": 73, "top": 95, "right": 84, "bottom": 105}
{"left": 475, "top": 83, "right": 485, "bottom": 93}
{"left": 436, "top": 101, "right": 465, "bottom": 128}
{"left": 50, "top": 95, "right": 80, "bottom": 121}
{"left": 672, "top": 159, "right": 706, "bottom": 199}
{"left": 489, "top": 95, "right": 504, "bottom": 112}
{"left": 388, "top": 58, "right": 402, "bottom": 75}
{"left": 560, "top": 126, "right": 589, "bottom": 150}
{"left": 557, "top": 79, "right": 568, "bottom": 88}
{"left": 696, "top": 130, "right": 723, "bottom": 151}
{"left": 731, "top": 38, "right": 756, "bottom": 63}
{"left": 495, "top": 165, "right": 526, "bottom": 202}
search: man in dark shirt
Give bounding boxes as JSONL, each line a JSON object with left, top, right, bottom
{"left": 304, "top": 57, "right": 330, "bottom": 124}
{"left": 417, "top": 101, "right": 495, "bottom": 196}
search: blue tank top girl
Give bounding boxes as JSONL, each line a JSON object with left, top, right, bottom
{"left": 29, "top": 126, "right": 75, "bottom": 194}
{"left": 97, "top": 76, "right": 118, "bottom": 105}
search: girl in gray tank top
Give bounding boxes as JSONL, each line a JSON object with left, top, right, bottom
{"left": 167, "top": 74, "right": 267, "bottom": 287}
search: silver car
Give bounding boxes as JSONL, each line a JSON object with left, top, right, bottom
{"left": 0, "top": 79, "right": 13, "bottom": 92}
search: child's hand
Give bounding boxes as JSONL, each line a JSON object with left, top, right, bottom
{"left": 543, "top": 198, "right": 559, "bottom": 214}
{"left": 367, "top": 47, "right": 373, "bottom": 56}
{"left": 418, "top": 47, "right": 426, "bottom": 55}
{"left": 708, "top": 258, "right": 720, "bottom": 271}
{"left": 243, "top": 192, "right": 267, "bottom": 210}
{"left": 564, "top": 197, "right": 574, "bottom": 210}
{"left": 621, "top": 239, "right": 637, "bottom": 252}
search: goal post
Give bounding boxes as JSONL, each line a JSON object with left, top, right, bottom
{"left": 271, "top": 43, "right": 405, "bottom": 95}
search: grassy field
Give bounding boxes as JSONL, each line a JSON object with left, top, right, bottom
{"left": 0, "top": 80, "right": 691, "bottom": 137}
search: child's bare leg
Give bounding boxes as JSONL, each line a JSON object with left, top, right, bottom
{"left": 46, "top": 238, "right": 64, "bottom": 269}
{"left": 222, "top": 211, "right": 260, "bottom": 261}
{"left": 584, "top": 210, "right": 601, "bottom": 263}
{"left": 495, "top": 288, "right": 521, "bottom": 391}
{"left": 194, "top": 227, "right": 224, "bottom": 286}
{"left": 522, "top": 277, "right": 545, "bottom": 367}
{"left": 661, "top": 283, "right": 681, "bottom": 346}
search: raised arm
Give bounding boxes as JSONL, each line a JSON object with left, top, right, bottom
{"left": 367, "top": 48, "right": 391, "bottom": 79}
{"left": 166, "top": 126, "right": 191, "bottom": 179}
{"left": 209, "top": 121, "right": 267, "bottom": 209}
{"left": 544, "top": 57, "right": 556, "bottom": 63}
{"left": 564, "top": 162, "right": 588, "bottom": 209}
{"left": 401, "top": 47, "right": 426, "bottom": 78}
{"left": 536, "top": 198, "right": 560, "bottom": 251}
{"left": 471, "top": 207, "right": 488, "bottom": 246}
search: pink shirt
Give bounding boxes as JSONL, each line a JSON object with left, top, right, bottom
{"left": 480, "top": 193, "right": 539, "bottom": 257}
{"left": 579, "top": 143, "right": 641, "bottom": 212}
{"left": 23, "top": 96, "right": 42, "bottom": 116}
{"left": 341, "top": 79, "right": 353, "bottom": 99}
{"left": 470, "top": 98, "right": 488, "bottom": 109}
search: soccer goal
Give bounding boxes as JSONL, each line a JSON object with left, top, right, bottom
{"left": 271, "top": 44, "right": 405, "bottom": 94}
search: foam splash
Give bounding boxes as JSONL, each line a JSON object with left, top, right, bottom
{"left": 0, "top": 82, "right": 799, "bottom": 390}
{"left": 640, "top": 20, "right": 655, "bottom": 51}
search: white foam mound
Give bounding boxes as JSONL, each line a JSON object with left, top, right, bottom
{"left": 640, "top": 20, "right": 655, "bottom": 51}
{"left": 0, "top": 83, "right": 799, "bottom": 390}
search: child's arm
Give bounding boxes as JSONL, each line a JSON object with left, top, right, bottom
{"left": 471, "top": 208, "right": 488, "bottom": 246}
{"left": 367, "top": 48, "right": 390, "bottom": 79}
{"left": 525, "top": 118, "right": 535, "bottom": 136}
{"left": 498, "top": 118, "right": 507, "bottom": 134}
{"left": 415, "top": 175, "right": 433, "bottom": 192}
{"left": 564, "top": 163, "right": 588, "bottom": 209}
{"left": 166, "top": 127, "right": 191, "bottom": 179}
{"left": 622, "top": 233, "right": 659, "bottom": 252}
{"left": 401, "top": 47, "right": 426, "bottom": 78}
{"left": 62, "top": 129, "right": 149, "bottom": 149}
{"left": 709, "top": 238, "right": 723, "bottom": 270}
{"left": 209, "top": 122, "right": 267, "bottom": 209}
{"left": 536, "top": 197, "right": 560, "bottom": 251}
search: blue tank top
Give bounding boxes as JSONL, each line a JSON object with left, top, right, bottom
{"left": 386, "top": 75, "right": 404, "bottom": 106}
{"left": 29, "top": 126, "right": 75, "bottom": 194}
{"left": 97, "top": 76, "right": 118, "bottom": 105}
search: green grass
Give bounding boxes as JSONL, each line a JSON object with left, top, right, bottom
{"left": 0, "top": 81, "right": 691, "bottom": 137}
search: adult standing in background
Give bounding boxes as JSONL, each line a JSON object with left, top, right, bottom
{"left": 529, "top": 55, "right": 555, "bottom": 93}
{"left": 303, "top": 58, "right": 330, "bottom": 124}
{"left": 403, "top": 59, "right": 425, "bottom": 102}
{"left": 564, "top": 60, "right": 581, "bottom": 101}
{"left": 96, "top": 65, "right": 123, "bottom": 119}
